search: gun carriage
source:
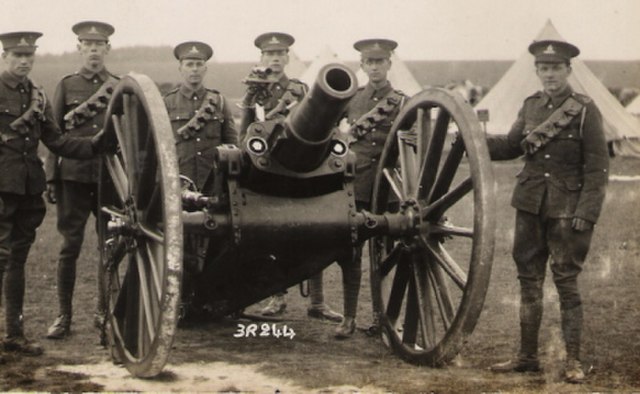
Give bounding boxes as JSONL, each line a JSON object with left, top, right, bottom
{"left": 96, "top": 64, "right": 495, "bottom": 377}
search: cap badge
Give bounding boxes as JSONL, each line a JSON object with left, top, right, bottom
{"left": 372, "top": 42, "right": 381, "bottom": 50}
{"left": 543, "top": 45, "right": 555, "bottom": 54}
{"left": 269, "top": 36, "right": 280, "bottom": 44}
{"left": 189, "top": 46, "right": 200, "bottom": 54}
{"left": 89, "top": 26, "right": 98, "bottom": 34}
{"left": 17, "top": 37, "right": 29, "bottom": 47}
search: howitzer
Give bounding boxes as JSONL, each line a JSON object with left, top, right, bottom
{"left": 97, "top": 64, "right": 496, "bottom": 377}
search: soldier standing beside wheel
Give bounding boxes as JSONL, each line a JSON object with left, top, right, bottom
{"left": 335, "top": 39, "right": 407, "bottom": 338}
{"left": 163, "top": 41, "right": 237, "bottom": 322}
{"left": 486, "top": 39, "right": 609, "bottom": 383}
{"left": 44, "top": 21, "right": 118, "bottom": 340}
{"left": 240, "top": 32, "right": 342, "bottom": 322}
{"left": 0, "top": 31, "right": 102, "bottom": 355}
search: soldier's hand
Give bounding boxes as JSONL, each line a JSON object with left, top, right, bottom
{"left": 571, "top": 217, "right": 593, "bottom": 231}
{"left": 45, "top": 183, "right": 57, "bottom": 204}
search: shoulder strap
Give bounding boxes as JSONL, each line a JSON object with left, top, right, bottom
{"left": 63, "top": 76, "right": 119, "bottom": 130}
{"left": 175, "top": 90, "right": 221, "bottom": 139}
{"left": 520, "top": 96, "right": 585, "bottom": 154}
{"left": 7, "top": 80, "right": 47, "bottom": 136}
{"left": 351, "top": 89, "right": 404, "bottom": 138}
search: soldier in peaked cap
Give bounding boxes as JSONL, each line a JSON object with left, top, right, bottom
{"left": 238, "top": 32, "right": 307, "bottom": 137}
{"left": 487, "top": 38, "right": 608, "bottom": 383}
{"left": 0, "top": 31, "right": 102, "bottom": 356}
{"left": 334, "top": 38, "right": 407, "bottom": 339}
{"left": 164, "top": 41, "right": 237, "bottom": 324}
{"left": 45, "top": 21, "right": 119, "bottom": 340}
{"left": 241, "top": 33, "right": 342, "bottom": 324}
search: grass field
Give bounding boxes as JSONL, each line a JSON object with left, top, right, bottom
{"left": 1, "top": 156, "right": 639, "bottom": 392}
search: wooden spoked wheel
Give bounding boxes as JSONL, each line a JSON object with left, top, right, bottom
{"left": 98, "top": 73, "right": 183, "bottom": 377}
{"left": 370, "top": 88, "right": 495, "bottom": 366}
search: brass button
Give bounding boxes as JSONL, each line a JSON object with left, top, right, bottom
{"left": 196, "top": 137, "right": 201, "bottom": 142}
{"left": 544, "top": 172, "right": 550, "bottom": 178}
{"left": 93, "top": 124, "right": 97, "bottom": 129}
{"left": 544, "top": 154, "right": 550, "bottom": 159}
{"left": 372, "top": 142, "right": 376, "bottom": 146}
{"left": 547, "top": 104, "right": 553, "bottom": 109}
{"left": 197, "top": 151, "right": 202, "bottom": 156}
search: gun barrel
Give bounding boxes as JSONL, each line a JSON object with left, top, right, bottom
{"left": 271, "top": 63, "right": 357, "bottom": 172}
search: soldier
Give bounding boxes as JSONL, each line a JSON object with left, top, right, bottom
{"left": 0, "top": 31, "right": 101, "bottom": 355}
{"left": 486, "top": 39, "right": 609, "bottom": 383}
{"left": 336, "top": 38, "right": 407, "bottom": 338}
{"left": 240, "top": 32, "right": 342, "bottom": 322}
{"left": 164, "top": 41, "right": 237, "bottom": 321}
{"left": 45, "top": 21, "right": 118, "bottom": 340}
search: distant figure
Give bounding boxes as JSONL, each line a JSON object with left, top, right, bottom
{"left": 486, "top": 38, "right": 609, "bottom": 383}
{"left": 0, "top": 31, "right": 100, "bottom": 356}
{"left": 336, "top": 38, "right": 407, "bottom": 338}
{"left": 163, "top": 40, "right": 237, "bottom": 323}
{"left": 239, "top": 32, "right": 342, "bottom": 323}
{"left": 45, "top": 21, "right": 118, "bottom": 340}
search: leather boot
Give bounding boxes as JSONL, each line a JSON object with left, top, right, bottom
{"left": 562, "top": 305, "right": 585, "bottom": 383}
{"left": 308, "top": 273, "right": 342, "bottom": 322}
{"left": 46, "top": 314, "right": 71, "bottom": 339}
{"left": 490, "top": 355, "right": 541, "bottom": 373}
{"left": 261, "top": 294, "right": 287, "bottom": 316}
{"left": 335, "top": 316, "right": 356, "bottom": 339}
{"left": 2, "top": 336, "right": 44, "bottom": 356}
{"left": 491, "top": 300, "right": 542, "bottom": 373}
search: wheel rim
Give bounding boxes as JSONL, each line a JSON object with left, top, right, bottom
{"left": 370, "top": 88, "right": 495, "bottom": 365}
{"left": 98, "top": 73, "right": 183, "bottom": 377}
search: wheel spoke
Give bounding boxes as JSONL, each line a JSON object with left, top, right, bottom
{"left": 145, "top": 242, "right": 163, "bottom": 300}
{"left": 111, "top": 114, "right": 128, "bottom": 169}
{"left": 378, "top": 242, "right": 404, "bottom": 277}
{"left": 424, "top": 177, "right": 473, "bottom": 221}
{"left": 402, "top": 273, "right": 419, "bottom": 347}
{"left": 141, "top": 181, "right": 163, "bottom": 225}
{"left": 430, "top": 222, "right": 473, "bottom": 238}
{"left": 423, "top": 238, "right": 467, "bottom": 290}
{"left": 417, "top": 109, "right": 450, "bottom": 199}
{"left": 386, "top": 260, "right": 410, "bottom": 323}
{"left": 383, "top": 168, "right": 405, "bottom": 201}
{"left": 122, "top": 94, "right": 140, "bottom": 198}
{"left": 415, "top": 108, "right": 430, "bottom": 166}
{"left": 397, "top": 131, "right": 420, "bottom": 198}
{"left": 138, "top": 223, "right": 164, "bottom": 244}
{"left": 427, "top": 263, "right": 455, "bottom": 330}
{"left": 428, "top": 135, "right": 465, "bottom": 202}
{"left": 411, "top": 253, "right": 436, "bottom": 349}
{"left": 104, "top": 155, "right": 130, "bottom": 203}
{"left": 135, "top": 249, "right": 157, "bottom": 341}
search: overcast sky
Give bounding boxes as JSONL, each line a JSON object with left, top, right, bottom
{"left": 2, "top": 0, "right": 639, "bottom": 61}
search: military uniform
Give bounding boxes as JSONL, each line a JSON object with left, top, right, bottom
{"left": 239, "top": 32, "right": 307, "bottom": 139}
{"left": 164, "top": 41, "right": 238, "bottom": 193}
{"left": 43, "top": 21, "right": 118, "bottom": 340}
{"left": 241, "top": 32, "right": 340, "bottom": 321}
{"left": 165, "top": 85, "right": 237, "bottom": 192}
{"left": 344, "top": 82, "right": 406, "bottom": 204}
{"left": 0, "top": 31, "right": 96, "bottom": 353}
{"left": 335, "top": 38, "right": 406, "bottom": 338}
{"left": 165, "top": 41, "right": 237, "bottom": 323}
{"left": 239, "top": 73, "right": 307, "bottom": 138}
{"left": 487, "top": 39, "right": 609, "bottom": 382}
